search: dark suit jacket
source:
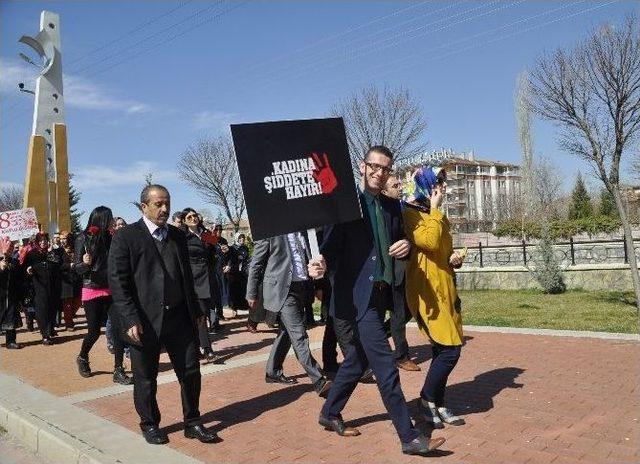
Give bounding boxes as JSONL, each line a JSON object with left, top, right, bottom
{"left": 108, "top": 219, "right": 202, "bottom": 338}
{"left": 320, "top": 191, "right": 406, "bottom": 322}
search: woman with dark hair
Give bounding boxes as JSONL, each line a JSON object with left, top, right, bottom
{"left": 403, "top": 166, "right": 466, "bottom": 429}
{"left": 181, "top": 207, "right": 221, "bottom": 363}
{"left": 74, "top": 206, "right": 132, "bottom": 384}
{"left": 24, "top": 232, "right": 62, "bottom": 345}
{"left": 0, "top": 238, "right": 23, "bottom": 349}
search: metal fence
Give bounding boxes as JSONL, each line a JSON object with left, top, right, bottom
{"left": 462, "top": 238, "right": 640, "bottom": 268}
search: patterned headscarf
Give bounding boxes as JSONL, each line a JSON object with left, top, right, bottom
{"left": 413, "top": 165, "right": 445, "bottom": 203}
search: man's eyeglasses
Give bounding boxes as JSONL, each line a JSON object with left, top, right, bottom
{"left": 365, "top": 162, "right": 393, "bottom": 175}
{"left": 185, "top": 214, "right": 198, "bottom": 220}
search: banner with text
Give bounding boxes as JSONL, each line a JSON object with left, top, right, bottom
{"left": 231, "top": 117, "right": 361, "bottom": 241}
{"left": 0, "top": 207, "right": 40, "bottom": 241}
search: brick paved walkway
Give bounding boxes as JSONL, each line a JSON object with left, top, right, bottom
{"left": 2, "top": 315, "right": 639, "bottom": 463}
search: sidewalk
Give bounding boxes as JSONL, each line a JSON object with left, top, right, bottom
{"left": 1, "top": 317, "right": 638, "bottom": 463}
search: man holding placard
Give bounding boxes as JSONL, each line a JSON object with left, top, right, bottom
{"left": 314, "top": 146, "right": 446, "bottom": 456}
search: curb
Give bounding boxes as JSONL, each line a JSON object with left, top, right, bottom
{"left": 0, "top": 373, "right": 204, "bottom": 464}
{"left": 406, "top": 321, "right": 639, "bottom": 341}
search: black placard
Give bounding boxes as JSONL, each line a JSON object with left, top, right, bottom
{"left": 231, "top": 117, "right": 362, "bottom": 241}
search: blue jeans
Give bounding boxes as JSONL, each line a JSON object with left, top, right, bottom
{"left": 421, "top": 342, "right": 462, "bottom": 406}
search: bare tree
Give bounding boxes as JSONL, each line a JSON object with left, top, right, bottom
{"left": 0, "top": 185, "right": 24, "bottom": 211}
{"left": 515, "top": 71, "right": 535, "bottom": 238}
{"left": 177, "top": 136, "right": 245, "bottom": 231}
{"left": 530, "top": 156, "right": 563, "bottom": 221}
{"left": 331, "top": 85, "right": 427, "bottom": 170}
{"left": 529, "top": 16, "right": 640, "bottom": 310}
{"left": 631, "top": 156, "right": 640, "bottom": 181}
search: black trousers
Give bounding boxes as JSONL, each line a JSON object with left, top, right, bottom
{"left": 321, "top": 314, "right": 354, "bottom": 371}
{"left": 386, "top": 286, "right": 412, "bottom": 360}
{"left": 130, "top": 308, "right": 201, "bottom": 428}
{"left": 196, "top": 298, "right": 212, "bottom": 352}
{"left": 79, "top": 296, "right": 125, "bottom": 368}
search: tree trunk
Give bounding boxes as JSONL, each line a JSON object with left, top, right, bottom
{"left": 612, "top": 186, "right": 640, "bottom": 313}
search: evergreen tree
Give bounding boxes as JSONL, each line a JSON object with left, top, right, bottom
{"left": 68, "top": 173, "right": 83, "bottom": 234}
{"left": 529, "top": 230, "right": 566, "bottom": 294}
{"left": 599, "top": 187, "right": 619, "bottom": 218}
{"left": 568, "top": 174, "right": 593, "bottom": 220}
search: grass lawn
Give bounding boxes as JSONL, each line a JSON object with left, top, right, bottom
{"left": 459, "top": 289, "right": 638, "bottom": 334}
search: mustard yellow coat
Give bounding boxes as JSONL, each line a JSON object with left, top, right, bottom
{"left": 403, "top": 206, "right": 463, "bottom": 346}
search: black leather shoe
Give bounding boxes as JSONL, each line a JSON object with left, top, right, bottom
{"left": 317, "top": 378, "right": 332, "bottom": 398}
{"left": 76, "top": 356, "right": 91, "bottom": 378}
{"left": 318, "top": 415, "right": 360, "bottom": 436}
{"left": 265, "top": 373, "right": 298, "bottom": 384}
{"left": 184, "top": 424, "right": 220, "bottom": 443}
{"left": 141, "top": 426, "right": 169, "bottom": 445}
{"left": 113, "top": 366, "right": 133, "bottom": 385}
{"left": 6, "top": 342, "right": 21, "bottom": 349}
{"left": 402, "top": 434, "right": 446, "bottom": 456}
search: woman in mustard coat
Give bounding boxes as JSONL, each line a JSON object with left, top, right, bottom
{"left": 403, "top": 165, "right": 465, "bottom": 429}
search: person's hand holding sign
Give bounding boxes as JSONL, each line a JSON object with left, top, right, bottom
{"left": 308, "top": 255, "right": 326, "bottom": 279}
{"left": 312, "top": 153, "right": 338, "bottom": 194}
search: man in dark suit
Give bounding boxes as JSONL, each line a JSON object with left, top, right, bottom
{"left": 246, "top": 232, "right": 331, "bottom": 397}
{"left": 382, "top": 175, "right": 421, "bottom": 372}
{"left": 314, "top": 146, "right": 445, "bottom": 456}
{"left": 108, "top": 184, "right": 218, "bottom": 445}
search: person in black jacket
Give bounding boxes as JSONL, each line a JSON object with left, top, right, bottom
{"left": 0, "top": 238, "right": 22, "bottom": 349}
{"left": 24, "top": 233, "right": 62, "bottom": 345}
{"left": 108, "top": 185, "right": 218, "bottom": 445}
{"left": 59, "top": 231, "right": 81, "bottom": 331}
{"left": 230, "top": 233, "right": 250, "bottom": 311}
{"left": 74, "top": 206, "right": 132, "bottom": 385}
{"left": 182, "top": 208, "right": 222, "bottom": 363}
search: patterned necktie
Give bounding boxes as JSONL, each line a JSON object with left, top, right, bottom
{"left": 153, "top": 227, "right": 166, "bottom": 242}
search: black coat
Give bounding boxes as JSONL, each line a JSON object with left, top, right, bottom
{"left": 23, "top": 249, "right": 62, "bottom": 315}
{"left": 108, "top": 219, "right": 202, "bottom": 337}
{"left": 0, "top": 258, "right": 23, "bottom": 330}
{"left": 184, "top": 229, "right": 217, "bottom": 300}
{"left": 74, "top": 234, "right": 110, "bottom": 289}
{"left": 60, "top": 248, "right": 81, "bottom": 299}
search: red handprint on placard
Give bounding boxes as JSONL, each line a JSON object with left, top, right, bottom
{"left": 311, "top": 152, "right": 338, "bottom": 194}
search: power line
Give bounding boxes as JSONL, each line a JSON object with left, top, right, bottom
{"left": 232, "top": 0, "right": 470, "bottom": 86}
{"left": 65, "top": 0, "right": 195, "bottom": 68}
{"left": 82, "top": 1, "right": 248, "bottom": 79}
{"left": 306, "top": 0, "right": 615, "bottom": 105}
{"left": 70, "top": 0, "right": 227, "bottom": 75}
{"left": 253, "top": 0, "right": 521, "bottom": 93}
{"left": 229, "top": 0, "right": 437, "bottom": 80}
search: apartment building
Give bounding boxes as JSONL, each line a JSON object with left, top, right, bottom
{"left": 405, "top": 149, "right": 522, "bottom": 232}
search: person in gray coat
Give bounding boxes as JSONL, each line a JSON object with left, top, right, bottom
{"left": 246, "top": 231, "right": 331, "bottom": 397}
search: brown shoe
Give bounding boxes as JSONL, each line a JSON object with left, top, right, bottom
{"left": 319, "top": 415, "right": 361, "bottom": 437}
{"left": 397, "top": 357, "right": 421, "bottom": 371}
